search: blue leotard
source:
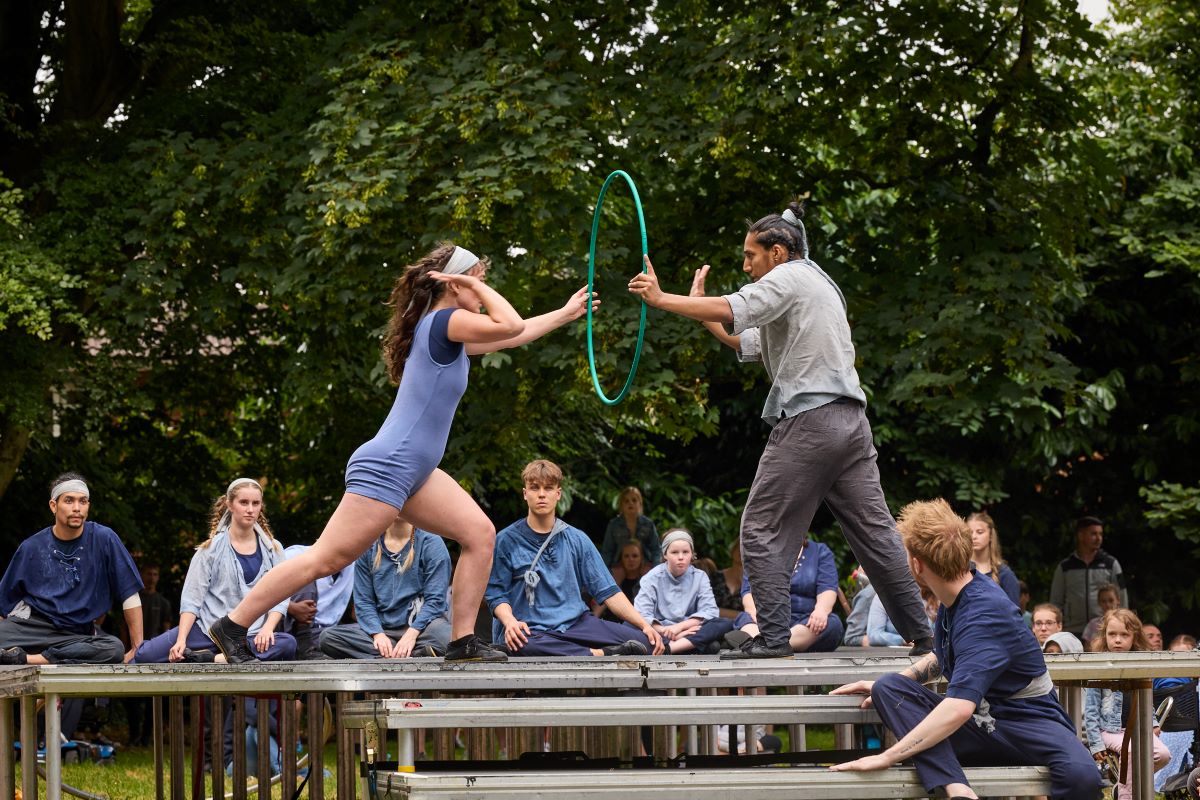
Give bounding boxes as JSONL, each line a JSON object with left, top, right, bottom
{"left": 345, "top": 309, "right": 468, "bottom": 509}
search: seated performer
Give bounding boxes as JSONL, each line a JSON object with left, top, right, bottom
{"left": 486, "top": 460, "right": 664, "bottom": 657}
{"left": 0, "top": 473, "right": 143, "bottom": 665}
{"left": 634, "top": 528, "right": 733, "bottom": 654}
{"left": 830, "top": 499, "right": 1101, "bottom": 800}
{"left": 318, "top": 516, "right": 451, "bottom": 658}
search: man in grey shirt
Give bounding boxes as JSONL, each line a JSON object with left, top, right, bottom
{"left": 628, "top": 202, "right": 931, "bottom": 658}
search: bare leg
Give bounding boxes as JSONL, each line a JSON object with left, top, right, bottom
{"left": 399, "top": 469, "right": 496, "bottom": 640}
{"left": 789, "top": 624, "right": 817, "bottom": 652}
{"left": 740, "top": 623, "right": 761, "bottom": 638}
{"left": 229, "top": 493, "right": 398, "bottom": 627}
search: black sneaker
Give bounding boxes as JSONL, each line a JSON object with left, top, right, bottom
{"left": 722, "top": 630, "right": 751, "bottom": 650}
{"left": 601, "top": 640, "right": 648, "bottom": 657}
{"left": 444, "top": 635, "right": 507, "bottom": 662}
{"left": 207, "top": 616, "right": 255, "bottom": 664}
{"left": 719, "top": 635, "right": 793, "bottom": 660}
{"left": 0, "top": 646, "right": 27, "bottom": 666}
{"left": 909, "top": 636, "right": 934, "bottom": 657}
{"left": 181, "top": 648, "right": 215, "bottom": 663}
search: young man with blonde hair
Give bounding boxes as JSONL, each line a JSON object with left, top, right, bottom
{"left": 831, "top": 499, "right": 1099, "bottom": 800}
{"left": 486, "top": 460, "right": 664, "bottom": 657}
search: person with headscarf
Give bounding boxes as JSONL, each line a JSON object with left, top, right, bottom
{"left": 134, "top": 478, "right": 296, "bottom": 663}
{"left": 634, "top": 529, "right": 734, "bottom": 654}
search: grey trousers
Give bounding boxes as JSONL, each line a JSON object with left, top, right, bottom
{"left": 741, "top": 400, "right": 931, "bottom": 649}
{"left": 0, "top": 613, "right": 125, "bottom": 664}
{"left": 318, "top": 617, "right": 451, "bottom": 659}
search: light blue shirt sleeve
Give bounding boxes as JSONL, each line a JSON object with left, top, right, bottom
{"left": 179, "top": 546, "right": 213, "bottom": 619}
{"left": 577, "top": 533, "right": 620, "bottom": 605}
{"left": 1082, "top": 687, "right": 1105, "bottom": 753}
{"left": 694, "top": 570, "right": 720, "bottom": 620}
{"left": 866, "top": 595, "right": 905, "bottom": 647}
{"left": 634, "top": 577, "right": 659, "bottom": 623}
{"left": 484, "top": 531, "right": 514, "bottom": 613}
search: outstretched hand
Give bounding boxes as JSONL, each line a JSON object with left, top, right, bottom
{"left": 689, "top": 265, "right": 711, "bottom": 297}
{"left": 563, "top": 285, "right": 600, "bottom": 321}
{"left": 829, "top": 753, "right": 893, "bottom": 772}
{"left": 628, "top": 255, "right": 664, "bottom": 307}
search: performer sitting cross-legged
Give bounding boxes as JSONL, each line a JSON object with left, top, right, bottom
{"left": 830, "top": 499, "right": 1101, "bottom": 800}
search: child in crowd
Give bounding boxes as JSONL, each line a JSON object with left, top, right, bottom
{"left": 1171, "top": 634, "right": 1197, "bottom": 651}
{"left": 634, "top": 529, "right": 734, "bottom": 654}
{"left": 1042, "top": 632, "right": 1084, "bottom": 655}
{"left": 865, "top": 593, "right": 908, "bottom": 647}
{"left": 1083, "top": 608, "right": 1171, "bottom": 799}
{"left": 318, "top": 516, "right": 451, "bottom": 658}
{"left": 133, "top": 478, "right": 296, "bottom": 663}
{"left": 486, "top": 460, "right": 664, "bottom": 657}
{"left": 1080, "top": 583, "right": 1122, "bottom": 648}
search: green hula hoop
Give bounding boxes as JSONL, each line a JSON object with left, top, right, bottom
{"left": 586, "top": 170, "right": 648, "bottom": 406}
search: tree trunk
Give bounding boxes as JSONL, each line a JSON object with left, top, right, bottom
{"left": 0, "top": 419, "right": 32, "bottom": 502}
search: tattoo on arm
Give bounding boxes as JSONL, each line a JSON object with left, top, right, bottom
{"left": 905, "top": 654, "right": 943, "bottom": 684}
{"left": 894, "top": 737, "right": 925, "bottom": 758}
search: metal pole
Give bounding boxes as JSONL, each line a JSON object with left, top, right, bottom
{"left": 45, "top": 691, "right": 62, "bottom": 800}
{"left": 685, "top": 688, "right": 698, "bottom": 755}
{"left": 1135, "top": 682, "right": 1154, "bottom": 800}
{"left": 152, "top": 695, "right": 165, "bottom": 800}
{"left": 20, "top": 695, "right": 37, "bottom": 800}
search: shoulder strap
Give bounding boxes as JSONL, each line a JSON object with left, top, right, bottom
{"left": 522, "top": 520, "right": 567, "bottom": 607}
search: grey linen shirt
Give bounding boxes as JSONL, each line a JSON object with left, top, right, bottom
{"left": 723, "top": 258, "right": 867, "bottom": 426}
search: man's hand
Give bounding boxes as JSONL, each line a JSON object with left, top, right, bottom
{"left": 288, "top": 599, "right": 317, "bottom": 625}
{"left": 829, "top": 753, "right": 894, "bottom": 772}
{"left": 643, "top": 624, "right": 665, "bottom": 655}
{"left": 394, "top": 627, "right": 421, "bottom": 659}
{"left": 628, "top": 256, "right": 665, "bottom": 307}
{"left": 830, "top": 680, "right": 875, "bottom": 709}
{"left": 689, "top": 265, "right": 711, "bottom": 297}
{"left": 504, "top": 619, "right": 531, "bottom": 652}
{"left": 372, "top": 633, "right": 394, "bottom": 658}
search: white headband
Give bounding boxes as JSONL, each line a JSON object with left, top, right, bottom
{"left": 660, "top": 529, "right": 694, "bottom": 556}
{"left": 51, "top": 479, "right": 89, "bottom": 502}
{"left": 226, "top": 477, "right": 262, "bottom": 498}
{"left": 443, "top": 246, "right": 480, "bottom": 276}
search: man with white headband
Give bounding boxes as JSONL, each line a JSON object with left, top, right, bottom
{"left": 0, "top": 472, "right": 144, "bottom": 665}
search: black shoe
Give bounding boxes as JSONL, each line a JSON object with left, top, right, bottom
{"left": 719, "top": 635, "right": 793, "bottom": 660}
{"left": 909, "top": 636, "right": 934, "bottom": 657}
{"left": 207, "top": 616, "right": 255, "bottom": 664}
{"left": 722, "top": 630, "right": 751, "bottom": 650}
{"left": 181, "top": 648, "right": 215, "bottom": 663}
{"left": 0, "top": 646, "right": 27, "bottom": 666}
{"left": 601, "top": 640, "right": 648, "bottom": 657}
{"left": 443, "top": 635, "right": 507, "bottom": 662}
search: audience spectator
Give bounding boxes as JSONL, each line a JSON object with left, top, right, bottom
{"left": 967, "top": 512, "right": 1020, "bottom": 605}
{"left": 133, "top": 478, "right": 296, "bottom": 663}
{"left": 1032, "top": 603, "right": 1066, "bottom": 646}
{"left": 709, "top": 539, "right": 745, "bottom": 619}
{"left": 0, "top": 472, "right": 142, "bottom": 665}
{"left": 1017, "top": 580, "right": 1032, "bottom": 628}
{"left": 282, "top": 543, "right": 353, "bottom": 659}
{"left": 1083, "top": 608, "right": 1170, "bottom": 799}
{"left": 1143, "top": 624, "right": 1164, "bottom": 651}
{"left": 138, "top": 564, "right": 173, "bottom": 637}
{"left": 599, "top": 486, "right": 661, "bottom": 572}
{"left": 634, "top": 529, "right": 734, "bottom": 654}
{"left": 1050, "top": 516, "right": 1128, "bottom": 636}
{"left": 726, "top": 532, "right": 843, "bottom": 654}
{"left": 319, "top": 517, "right": 451, "bottom": 658}
{"left": 486, "top": 460, "right": 663, "bottom": 657}
{"left": 1080, "top": 583, "right": 1123, "bottom": 649}
{"left": 866, "top": 594, "right": 908, "bottom": 647}
{"left": 842, "top": 567, "right": 875, "bottom": 647}
{"left": 1042, "top": 632, "right": 1085, "bottom": 655}
{"left": 1172, "top": 634, "right": 1198, "bottom": 651}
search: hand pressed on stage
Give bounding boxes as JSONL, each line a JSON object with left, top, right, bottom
{"left": 829, "top": 680, "right": 875, "bottom": 709}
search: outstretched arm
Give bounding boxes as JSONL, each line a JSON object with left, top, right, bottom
{"left": 629, "top": 256, "right": 734, "bottom": 324}
{"left": 467, "top": 286, "right": 599, "bottom": 355}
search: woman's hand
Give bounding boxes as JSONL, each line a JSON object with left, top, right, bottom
{"left": 427, "top": 271, "right": 481, "bottom": 289}
{"left": 394, "top": 628, "right": 421, "bottom": 659}
{"left": 562, "top": 285, "right": 600, "bottom": 321}
{"left": 807, "top": 609, "right": 828, "bottom": 634}
{"left": 372, "top": 633, "right": 393, "bottom": 658}
{"left": 253, "top": 628, "right": 275, "bottom": 653}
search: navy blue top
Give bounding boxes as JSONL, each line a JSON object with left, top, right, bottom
{"left": 937, "top": 570, "right": 1073, "bottom": 727}
{"left": 976, "top": 562, "right": 1021, "bottom": 606}
{"left": 486, "top": 519, "right": 620, "bottom": 641}
{"left": 0, "top": 522, "right": 143, "bottom": 634}
{"left": 234, "top": 544, "right": 263, "bottom": 586}
{"left": 742, "top": 540, "right": 840, "bottom": 625}
{"left": 427, "top": 308, "right": 464, "bottom": 365}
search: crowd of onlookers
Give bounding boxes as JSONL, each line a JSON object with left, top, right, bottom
{"left": 2, "top": 468, "right": 1198, "bottom": 795}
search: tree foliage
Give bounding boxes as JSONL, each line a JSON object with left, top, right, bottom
{"left": 0, "top": 0, "right": 1197, "bottom": 630}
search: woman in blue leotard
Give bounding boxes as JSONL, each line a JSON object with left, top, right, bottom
{"left": 208, "top": 242, "right": 598, "bottom": 663}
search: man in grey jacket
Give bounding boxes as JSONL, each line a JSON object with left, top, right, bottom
{"left": 628, "top": 201, "right": 931, "bottom": 659}
{"left": 1049, "top": 516, "right": 1128, "bottom": 636}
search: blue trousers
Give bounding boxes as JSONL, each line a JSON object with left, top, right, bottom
{"left": 133, "top": 625, "right": 297, "bottom": 663}
{"left": 508, "top": 615, "right": 651, "bottom": 657}
{"left": 733, "top": 610, "right": 844, "bottom": 653}
{"left": 679, "top": 617, "right": 735, "bottom": 651}
{"left": 871, "top": 673, "right": 1102, "bottom": 800}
